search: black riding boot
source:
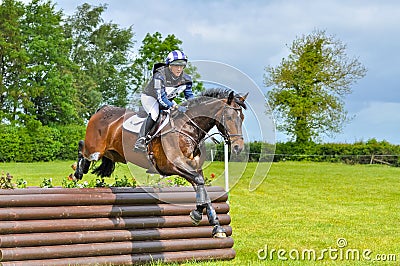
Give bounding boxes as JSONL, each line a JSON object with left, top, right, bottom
{"left": 134, "top": 115, "right": 156, "bottom": 152}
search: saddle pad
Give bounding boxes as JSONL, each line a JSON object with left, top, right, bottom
{"left": 123, "top": 115, "right": 146, "bottom": 133}
{"left": 123, "top": 111, "right": 171, "bottom": 135}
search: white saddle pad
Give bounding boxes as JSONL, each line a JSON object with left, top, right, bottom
{"left": 123, "top": 115, "right": 146, "bottom": 133}
{"left": 123, "top": 112, "right": 171, "bottom": 135}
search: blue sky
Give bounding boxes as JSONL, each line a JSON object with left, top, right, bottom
{"left": 23, "top": 0, "right": 400, "bottom": 144}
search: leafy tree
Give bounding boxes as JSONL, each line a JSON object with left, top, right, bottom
{"left": 64, "top": 3, "right": 135, "bottom": 120}
{"left": 0, "top": 0, "right": 76, "bottom": 126}
{"left": 0, "top": 0, "right": 28, "bottom": 124}
{"left": 265, "top": 30, "right": 367, "bottom": 144}
{"left": 21, "top": 0, "right": 77, "bottom": 126}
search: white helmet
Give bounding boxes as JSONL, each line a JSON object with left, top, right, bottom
{"left": 165, "top": 50, "right": 188, "bottom": 66}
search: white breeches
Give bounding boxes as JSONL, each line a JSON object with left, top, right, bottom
{"left": 141, "top": 94, "right": 159, "bottom": 121}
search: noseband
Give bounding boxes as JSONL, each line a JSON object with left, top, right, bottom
{"left": 219, "top": 105, "right": 244, "bottom": 144}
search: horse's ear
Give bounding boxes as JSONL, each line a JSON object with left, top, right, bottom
{"left": 227, "top": 91, "right": 234, "bottom": 105}
{"left": 239, "top": 92, "right": 249, "bottom": 102}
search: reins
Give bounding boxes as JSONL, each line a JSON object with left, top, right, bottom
{"left": 182, "top": 113, "right": 222, "bottom": 144}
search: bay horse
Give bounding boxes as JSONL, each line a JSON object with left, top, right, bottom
{"left": 73, "top": 88, "right": 247, "bottom": 238}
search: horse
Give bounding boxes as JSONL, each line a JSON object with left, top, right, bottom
{"left": 73, "top": 88, "right": 247, "bottom": 238}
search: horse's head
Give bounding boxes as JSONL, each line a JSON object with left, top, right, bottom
{"left": 214, "top": 90, "right": 248, "bottom": 155}
{"left": 181, "top": 88, "right": 248, "bottom": 155}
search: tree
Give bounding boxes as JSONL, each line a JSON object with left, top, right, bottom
{"left": 0, "top": 0, "right": 28, "bottom": 124}
{"left": 21, "top": 0, "right": 77, "bottom": 126}
{"left": 0, "top": 0, "right": 76, "bottom": 126}
{"left": 264, "top": 30, "right": 367, "bottom": 144}
{"left": 64, "top": 3, "right": 135, "bottom": 119}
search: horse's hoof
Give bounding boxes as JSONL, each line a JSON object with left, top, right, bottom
{"left": 73, "top": 172, "right": 83, "bottom": 180}
{"left": 212, "top": 225, "right": 227, "bottom": 238}
{"left": 190, "top": 210, "right": 202, "bottom": 226}
{"left": 68, "top": 173, "right": 77, "bottom": 181}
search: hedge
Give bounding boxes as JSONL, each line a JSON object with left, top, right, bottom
{"left": 274, "top": 140, "right": 400, "bottom": 165}
{"left": 0, "top": 125, "right": 86, "bottom": 162}
{"left": 0, "top": 124, "right": 398, "bottom": 166}
{"left": 206, "top": 140, "right": 400, "bottom": 166}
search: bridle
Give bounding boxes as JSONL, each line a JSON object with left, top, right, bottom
{"left": 218, "top": 104, "right": 244, "bottom": 144}
{"left": 178, "top": 101, "right": 244, "bottom": 146}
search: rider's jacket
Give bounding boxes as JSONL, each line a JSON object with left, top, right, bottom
{"left": 143, "top": 66, "right": 194, "bottom": 109}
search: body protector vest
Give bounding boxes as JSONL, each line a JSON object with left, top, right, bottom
{"left": 143, "top": 66, "right": 193, "bottom": 108}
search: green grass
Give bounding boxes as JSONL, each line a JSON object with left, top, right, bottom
{"left": 0, "top": 160, "right": 134, "bottom": 187}
{"left": 1, "top": 161, "right": 399, "bottom": 265}
{"left": 227, "top": 162, "right": 400, "bottom": 265}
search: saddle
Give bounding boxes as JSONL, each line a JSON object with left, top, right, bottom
{"left": 123, "top": 110, "right": 171, "bottom": 175}
{"left": 123, "top": 109, "right": 170, "bottom": 138}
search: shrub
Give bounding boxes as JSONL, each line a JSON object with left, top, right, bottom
{"left": 55, "top": 125, "right": 86, "bottom": 160}
{"left": 0, "top": 124, "right": 85, "bottom": 162}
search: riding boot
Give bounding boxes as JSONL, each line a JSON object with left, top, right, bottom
{"left": 134, "top": 115, "right": 156, "bottom": 152}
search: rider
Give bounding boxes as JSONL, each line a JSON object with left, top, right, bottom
{"left": 134, "top": 50, "right": 195, "bottom": 151}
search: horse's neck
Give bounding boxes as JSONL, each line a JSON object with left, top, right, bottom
{"left": 190, "top": 116, "right": 215, "bottom": 135}
{"left": 183, "top": 103, "right": 220, "bottom": 140}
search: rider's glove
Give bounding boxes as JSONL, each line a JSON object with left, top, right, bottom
{"left": 177, "top": 105, "right": 187, "bottom": 113}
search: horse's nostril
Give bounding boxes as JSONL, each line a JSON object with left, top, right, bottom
{"left": 233, "top": 144, "right": 241, "bottom": 154}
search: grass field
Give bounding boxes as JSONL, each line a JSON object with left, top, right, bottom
{"left": 1, "top": 161, "right": 399, "bottom": 265}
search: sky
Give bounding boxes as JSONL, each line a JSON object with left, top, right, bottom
{"left": 21, "top": 0, "right": 400, "bottom": 144}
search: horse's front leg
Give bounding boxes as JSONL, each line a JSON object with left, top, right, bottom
{"left": 166, "top": 141, "right": 226, "bottom": 238}
{"left": 74, "top": 140, "right": 91, "bottom": 180}
{"left": 189, "top": 178, "right": 227, "bottom": 238}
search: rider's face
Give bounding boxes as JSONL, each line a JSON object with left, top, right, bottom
{"left": 169, "top": 65, "right": 184, "bottom": 77}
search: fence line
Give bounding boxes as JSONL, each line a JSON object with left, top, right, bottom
{"left": 208, "top": 149, "right": 400, "bottom": 165}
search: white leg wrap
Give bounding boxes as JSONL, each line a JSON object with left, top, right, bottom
{"left": 88, "top": 152, "right": 100, "bottom": 161}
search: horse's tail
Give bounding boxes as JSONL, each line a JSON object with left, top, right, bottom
{"left": 92, "top": 157, "right": 116, "bottom": 178}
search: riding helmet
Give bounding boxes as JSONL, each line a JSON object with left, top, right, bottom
{"left": 165, "top": 50, "right": 188, "bottom": 66}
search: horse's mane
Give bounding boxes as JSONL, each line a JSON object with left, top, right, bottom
{"left": 185, "top": 88, "right": 247, "bottom": 109}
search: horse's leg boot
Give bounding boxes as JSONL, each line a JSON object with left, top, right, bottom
{"left": 190, "top": 209, "right": 203, "bottom": 225}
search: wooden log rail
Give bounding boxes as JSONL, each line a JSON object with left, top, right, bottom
{"left": 0, "top": 186, "right": 235, "bottom": 265}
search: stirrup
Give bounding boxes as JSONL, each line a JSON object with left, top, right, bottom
{"left": 134, "top": 137, "right": 147, "bottom": 152}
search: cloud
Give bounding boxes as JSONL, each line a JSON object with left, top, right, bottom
{"left": 330, "top": 102, "right": 400, "bottom": 144}
{"left": 15, "top": 0, "right": 400, "bottom": 143}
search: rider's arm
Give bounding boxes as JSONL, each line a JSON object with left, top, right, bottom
{"left": 183, "top": 82, "right": 194, "bottom": 99}
{"left": 183, "top": 74, "right": 194, "bottom": 99}
{"left": 155, "top": 76, "right": 176, "bottom": 109}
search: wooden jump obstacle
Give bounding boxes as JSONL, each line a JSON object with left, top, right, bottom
{"left": 0, "top": 186, "right": 235, "bottom": 265}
